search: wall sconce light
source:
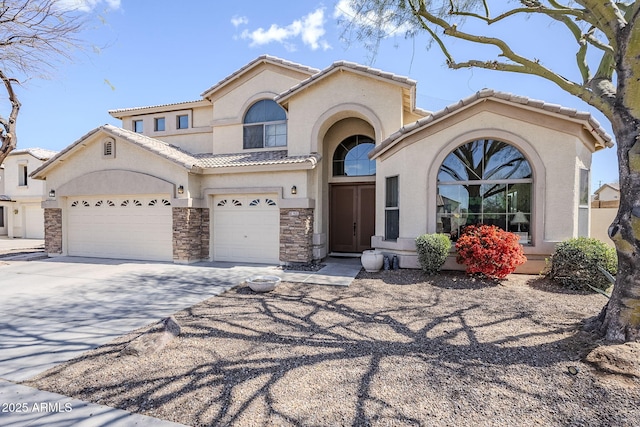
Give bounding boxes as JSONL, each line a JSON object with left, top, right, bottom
{"left": 49, "top": 189, "right": 56, "bottom": 198}
{"left": 177, "top": 185, "right": 184, "bottom": 195}
{"left": 291, "top": 185, "right": 297, "bottom": 195}
{"left": 13, "top": 209, "right": 18, "bottom": 215}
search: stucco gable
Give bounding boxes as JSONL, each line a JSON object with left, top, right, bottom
{"left": 370, "top": 89, "right": 614, "bottom": 159}
{"left": 31, "top": 124, "right": 201, "bottom": 179}
{"left": 275, "top": 60, "right": 418, "bottom": 113}
{"left": 200, "top": 55, "right": 319, "bottom": 101}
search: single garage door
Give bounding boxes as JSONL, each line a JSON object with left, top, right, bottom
{"left": 213, "top": 194, "right": 279, "bottom": 264}
{"left": 67, "top": 196, "right": 173, "bottom": 261}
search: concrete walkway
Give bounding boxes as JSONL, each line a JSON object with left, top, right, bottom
{"left": 0, "top": 255, "right": 361, "bottom": 426}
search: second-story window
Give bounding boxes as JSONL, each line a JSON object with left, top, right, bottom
{"left": 155, "top": 117, "right": 165, "bottom": 132}
{"left": 243, "top": 99, "right": 287, "bottom": 149}
{"left": 177, "top": 115, "right": 189, "bottom": 129}
{"left": 133, "top": 120, "right": 143, "bottom": 133}
{"left": 18, "top": 164, "right": 28, "bottom": 186}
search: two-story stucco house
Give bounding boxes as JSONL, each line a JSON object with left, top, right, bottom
{"left": 1, "top": 148, "right": 56, "bottom": 238}
{"left": 31, "top": 56, "right": 612, "bottom": 272}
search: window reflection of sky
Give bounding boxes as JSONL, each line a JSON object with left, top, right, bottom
{"left": 345, "top": 143, "right": 376, "bottom": 176}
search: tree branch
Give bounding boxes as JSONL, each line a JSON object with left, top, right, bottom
{"left": 0, "top": 68, "right": 20, "bottom": 157}
{"left": 408, "top": 0, "right": 615, "bottom": 120}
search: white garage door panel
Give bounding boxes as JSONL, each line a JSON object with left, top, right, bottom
{"left": 213, "top": 194, "right": 279, "bottom": 264}
{"left": 67, "top": 197, "right": 172, "bottom": 261}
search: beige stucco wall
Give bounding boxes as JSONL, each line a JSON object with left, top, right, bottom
{"left": 591, "top": 208, "right": 617, "bottom": 247}
{"left": 286, "top": 72, "right": 405, "bottom": 156}
{"left": 2, "top": 153, "right": 48, "bottom": 238}
{"left": 372, "top": 102, "right": 597, "bottom": 271}
{"left": 41, "top": 133, "right": 188, "bottom": 203}
{"left": 122, "top": 107, "right": 213, "bottom": 154}
{"left": 210, "top": 67, "right": 310, "bottom": 155}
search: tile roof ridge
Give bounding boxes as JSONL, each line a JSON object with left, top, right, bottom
{"left": 201, "top": 55, "right": 320, "bottom": 99}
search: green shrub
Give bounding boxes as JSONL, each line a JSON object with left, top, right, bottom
{"left": 546, "top": 237, "right": 617, "bottom": 291}
{"left": 415, "top": 233, "right": 451, "bottom": 274}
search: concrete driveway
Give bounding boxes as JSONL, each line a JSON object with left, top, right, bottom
{"left": 0, "top": 256, "right": 277, "bottom": 382}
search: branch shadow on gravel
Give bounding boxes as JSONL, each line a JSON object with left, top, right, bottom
{"left": 25, "top": 277, "right": 630, "bottom": 427}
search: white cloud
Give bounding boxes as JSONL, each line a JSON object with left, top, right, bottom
{"left": 231, "top": 15, "right": 249, "bottom": 28}
{"left": 333, "top": 0, "right": 411, "bottom": 37}
{"left": 55, "top": 0, "right": 121, "bottom": 12}
{"left": 240, "top": 8, "right": 331, "bottom": 51}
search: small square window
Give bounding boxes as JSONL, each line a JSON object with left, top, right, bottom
{"left": 133, "top": 120, "right": 143, "bottom": 133}
{"left": 177, "top": 115, "right": 189, "bottom": 129}
{"left": 154, "top": 117, "right": 165, "bottom": 132}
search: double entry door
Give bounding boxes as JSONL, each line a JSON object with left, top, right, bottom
{"left": 330, "top": 183, "right": 375, "bottom": 253}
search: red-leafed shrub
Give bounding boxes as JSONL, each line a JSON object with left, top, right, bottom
{"left": 455, "top": 225, "right": 526, "bottom": 279}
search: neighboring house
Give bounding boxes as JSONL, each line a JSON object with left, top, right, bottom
{"left": 592, "top": 182, "right": 620, "bottom": 208}
{"left": 590, "top": 182, "right": 620, "bottom": 247}
{"left": 31, "top": 55, "right": 612, "bottom": 272}
{"left": 1, "top": 148, "right": 57, "bottom": 238}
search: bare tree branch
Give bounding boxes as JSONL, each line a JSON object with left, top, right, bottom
{"left": 0, "top": 0, "right": 88, "bottom": 165}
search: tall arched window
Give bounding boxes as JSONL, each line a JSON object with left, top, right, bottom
{"left": 332, "top": 135, "right": 376, "bottom": 176}
{"left": 243, "top": 99, "right": 287, "bottom": 149}
{"left": 437, "top": 139, "right": 533, "bottom": 243}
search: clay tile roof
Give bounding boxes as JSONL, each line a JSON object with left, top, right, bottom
{"left": 371, "top": 89, "right": 613, "bottom": 158}
{"left": 108, "top": 99, "right": 204, "bottom": 115}
{"left": 194, "top": 150, "right": 320, "bottom": 168}
{"left": 200, "top": 55, "right": 320, "bottom": 99}
{"left": 30, "top": 124, "right": 201, "bottom": 178}
{"left": 276, "top": 60, "right": 416, "bottom": 103}
{"left": 103, "top": 125, "right": 200, "bottom": 170}
{"left": 10, "top": 147, "right": 57, "bottom": 160}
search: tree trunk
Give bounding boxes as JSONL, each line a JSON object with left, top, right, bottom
{"left": 593, "top": 104, "right": 640, "bottom": 342}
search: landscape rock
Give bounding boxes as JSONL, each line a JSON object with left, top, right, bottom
{"left": 120, "top": 316, "right": 181, "bottom": 357}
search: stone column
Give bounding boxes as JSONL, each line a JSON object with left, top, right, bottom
{"left": 279, "top": 208, "right": 314, "bottom": 264}
{"left": 44, "top": 208, "right": 62, "bottom": 255}
{"left": 172, "top": 207, "right": 209, "bottom": 263}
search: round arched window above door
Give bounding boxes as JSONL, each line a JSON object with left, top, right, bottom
{"left": 332, "top": 135, "right": 376, "bottom": 176}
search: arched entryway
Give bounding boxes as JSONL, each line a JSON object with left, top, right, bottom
{"left": 329, "top": 135, "right": 376, "bottom": 253}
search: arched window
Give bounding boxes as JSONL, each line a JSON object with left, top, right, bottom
{"left": 437, "top": 139, "right": 533, "bottom": 243}
{"left": 332, "top": 135, "right": 376, "bottom": 176}
{"left": 243, "top": 99, "right": 287, "bottom": 149}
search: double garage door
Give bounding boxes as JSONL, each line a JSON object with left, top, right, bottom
{"left": 212, "top": 194, "right": 280, "bottom": 264}
{"left": 66, "top": 193, "right": 280, "bottom": 264}
{"left": 67, "top": 196, "right": 173, "bottom": 261}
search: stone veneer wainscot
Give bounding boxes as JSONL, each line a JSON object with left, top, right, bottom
{"left": 280, "top": 208, "right": 313, "bottom": 263}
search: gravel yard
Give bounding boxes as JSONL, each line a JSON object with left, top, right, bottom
{"left": 25, "top": 270, "right": 640, "bottom": 426}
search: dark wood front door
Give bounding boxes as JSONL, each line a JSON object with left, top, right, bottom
{"left": 330, "top": 183, "right": 375, "bottom": 253}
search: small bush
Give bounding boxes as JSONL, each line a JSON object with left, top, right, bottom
{"left": 416, "top": 233, "right": 451, "bottom": 274}
{"left": 455, "top": 224, "right": 527, "bottom": 279}
{"left": 546, "top": 237, "right": 617, "bottom": 291}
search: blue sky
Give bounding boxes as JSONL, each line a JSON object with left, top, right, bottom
{"left": 15, "top": 0, "right": 618, "bottom": 191}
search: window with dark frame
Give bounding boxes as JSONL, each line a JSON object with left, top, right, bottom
{"left": 133, "top": 120, "right": 143, "bottom": 133}
{"left": 155, "top": 117, "right": 165, "bottom": 132}
{"left": 436, "top": 139, "right": 533, "bottom": 243}
{"left": 0, "top": 206, "right": 4, "bottom": 227}
{"left": 243, "top": 99, "right": 287, "bottom": 149}
{"left": 333, "top": 135, "right": 376, "bottom": 176}
{"left": 177, "top": 115, "right": 189, "bottom": 129}
{"left": 385, "top": 176, "right": 399, "bottom": 240}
